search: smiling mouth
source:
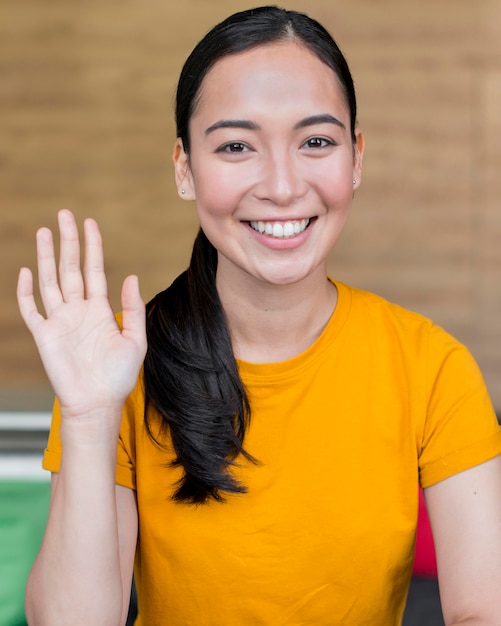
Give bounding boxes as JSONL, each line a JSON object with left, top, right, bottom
{"left": 249, "top": 218, "right": 310, "bottom": 239}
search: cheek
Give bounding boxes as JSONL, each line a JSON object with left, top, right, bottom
{"left": 197, "top": 184, "right": 236, "bottom": 219}
{"left": 311, "top": 160, "right": 355, "bottom": 204}
{"left": 192, "top": 164, "right": 252, "bottom": 216}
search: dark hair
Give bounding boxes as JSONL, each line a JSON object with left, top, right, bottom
{"left": 144, "top": 6, "right": 357, "bottom": 504}
{"left": 176, "top": 6, "right": 357, "bottom": 153}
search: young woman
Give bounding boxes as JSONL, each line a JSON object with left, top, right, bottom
{"left": 17, "top": 6, "right": 501, "bottom": 626}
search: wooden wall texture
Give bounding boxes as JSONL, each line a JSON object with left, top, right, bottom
{"left": 1, "top": 0, "right": 501, "bottom": 410}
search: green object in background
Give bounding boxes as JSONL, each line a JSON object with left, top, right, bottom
{"left": 0, "top": 481, "right": 50, "bottom": 626}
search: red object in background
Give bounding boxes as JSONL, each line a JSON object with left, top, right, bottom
{"left": 413, "top": 488, "right": 437, "bottom": 577}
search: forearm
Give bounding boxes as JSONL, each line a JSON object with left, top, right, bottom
{"left": 25, "top": 413, "right": 126, "bottom": 626}
{"left": 446, "top": 617, "right": 499, "bottom": 626}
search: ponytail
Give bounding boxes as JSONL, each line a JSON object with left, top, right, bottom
{"left": 143, "top": 228, "right": 255, "bottom": 504}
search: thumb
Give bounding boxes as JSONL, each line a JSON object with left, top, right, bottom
{"left": 120, "top": 275, "right": 146, "bottom": 348}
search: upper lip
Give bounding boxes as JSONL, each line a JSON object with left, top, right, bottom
{"left": 245, "top": 216, "right": 315, "bottom": 222}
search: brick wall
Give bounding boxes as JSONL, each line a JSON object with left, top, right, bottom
{"left": 2, "top": 0, "right": 500, "bottom": 409}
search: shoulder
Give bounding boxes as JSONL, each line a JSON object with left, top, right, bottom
{"left": 334, "top": 280, "right": 439, "bottom": 338}
{"left": 335, "top": 280, "right": 426, "bottom": 317}
{"left": 333, "top": 280, "right": 479, "bottom": 378}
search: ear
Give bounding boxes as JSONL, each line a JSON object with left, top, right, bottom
{"left": 173, "top": 138, "right": 196, "bottom": 200}
{"left": 352, "top": 127, "right": 364, "bottom": 191}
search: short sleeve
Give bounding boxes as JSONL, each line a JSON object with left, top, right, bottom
{"left": 418, "top": 325, "right": 501, "bottom": 487}
{"left": 41, "top": 397, "right": 63, "bottom": 473}
{"left": 115, "top": 385, "right": 139, "bottom": 490}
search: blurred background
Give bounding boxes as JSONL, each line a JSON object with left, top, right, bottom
{"left": 2, "top": 0, "right": 501, "bottom": 411}
{"left": 1, "top": 0, "right": 500, "bottom": 624}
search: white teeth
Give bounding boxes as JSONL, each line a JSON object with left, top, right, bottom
{"left": 250, "top": 219, "right": 310, "bottom": 238}
{"left": 272, "top": 223, "right": 284, "bottom": 237}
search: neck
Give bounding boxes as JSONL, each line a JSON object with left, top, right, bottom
{"left": 216, "top": 266, "right": 337, "bottom": 363}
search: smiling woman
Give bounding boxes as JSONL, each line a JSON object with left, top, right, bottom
{"left": 17, "top": 6, "right": 501, "bottom": 626}
{"left": 174, "top": 41, "right": 362, "bottom": 287}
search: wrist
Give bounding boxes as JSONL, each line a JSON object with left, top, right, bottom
{"left": 59, "top": 405, "right": 124, "bottom": 449}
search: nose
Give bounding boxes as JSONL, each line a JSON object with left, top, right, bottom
{"left": 255, "top": 150, "right": 308, "bottom": 207}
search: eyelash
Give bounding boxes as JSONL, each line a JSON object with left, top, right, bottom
{"left": 302, "top": 137, "right": 337, "bottom": 149}
{"left": 215, "top": 136, "right": 337, "bottom": 154}
{"left": 216, "top": 142, "right": 250, "bottom": 154}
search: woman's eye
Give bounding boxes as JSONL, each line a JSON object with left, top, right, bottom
{"left": 303, "top": 137, "right": 335, "bottom": 149}
{"left": 218, "top": 142, "right": 248, "bottom": 153}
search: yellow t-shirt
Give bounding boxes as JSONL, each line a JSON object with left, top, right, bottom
{"left": 43, "top": 281, "right": 501, "bottom": 625}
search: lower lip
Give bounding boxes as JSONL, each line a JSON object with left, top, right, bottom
{"left": 245, "top": 220, "right": 314, "bottom": 250}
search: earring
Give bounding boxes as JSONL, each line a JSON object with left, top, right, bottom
{"left": 181, "top": 189, "right": 186, "bottom": 195}
{"left": 353, "top": 180, "right": 357, "bottom": 185}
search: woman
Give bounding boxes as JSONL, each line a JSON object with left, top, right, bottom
{"left": 17, "top": 6, "right": 501, "bottom": 625}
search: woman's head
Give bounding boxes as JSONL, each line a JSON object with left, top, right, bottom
{"left": 175, "top": 6, "right": 357, "bottom": 154}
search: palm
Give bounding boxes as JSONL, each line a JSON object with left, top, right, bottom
{"left": 17, "top": 210, "right": 147, "bottom": 419}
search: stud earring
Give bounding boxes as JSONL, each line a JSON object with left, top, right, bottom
{"left": 353, "top": 180, "right": 357, "bottom": 185}
{"left": 181, "top": 189, "right": 186, "bottom": 194}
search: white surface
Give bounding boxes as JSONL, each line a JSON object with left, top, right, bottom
{"left": 0, "top": 453, "right": 49, "bottom": 480}
{"left": 0, "top": 412, "right": 50, "bottom": 479}
{"left": 0, "top": 412, "right": 51, "bottom": 430}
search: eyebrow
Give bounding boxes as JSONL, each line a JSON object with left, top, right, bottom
{"left": 204, "top": 114, "right": 346, "bottom": 135}
{"left": 205, "top": 120, "right": 260, "bottom": 134}
{"left": 294, "top": 114, "right": 346, "bottom": 130}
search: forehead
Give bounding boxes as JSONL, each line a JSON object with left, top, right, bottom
{"left": 192, "top": 41, "right": 349, "bottom": 123}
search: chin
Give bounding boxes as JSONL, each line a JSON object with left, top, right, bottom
{"left": 254, "top": 268, "right": 317, "bottom": 287}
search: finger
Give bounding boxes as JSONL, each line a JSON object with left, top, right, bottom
{"left": 58, "top": 209, "right": 84, "bottom": 302}
{"left": 17, "top": 267, "right": 45, "bottom": 335}
{"left": 83, "top": 217, "right": 108, "bottom": 299}
{"left": 36, "top": 226, "right": 64, "bottom": 317}
{"left": 120, "top": 275, "right": 147, "bottom": 350}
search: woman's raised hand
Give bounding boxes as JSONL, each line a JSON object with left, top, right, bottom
{"left": 17, "top": 209, "right": 147, "bottom": 421}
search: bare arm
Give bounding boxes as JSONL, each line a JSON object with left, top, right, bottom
{"left": 425, "top": 455, "right": 501, "bottom": 626}
{"left": 18, "top": 210, "right": 146, "bottom": 625}
{"left": 26, "top": 476, "right": 138, "bottom": 626}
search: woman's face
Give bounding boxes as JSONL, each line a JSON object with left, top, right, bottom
{"left": 174, "top": 40, "right": 364, "bottom": 288}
